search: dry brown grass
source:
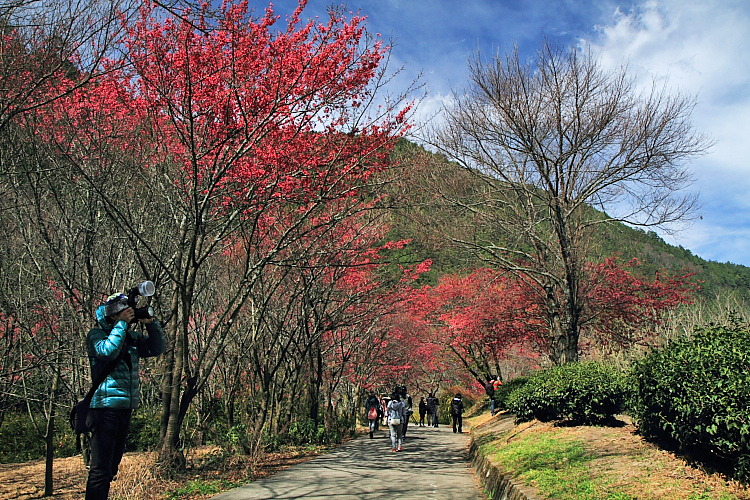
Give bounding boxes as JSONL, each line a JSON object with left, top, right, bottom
{"left": 472, "top": 412, "right": 750, "bottom": 500}
{"left": 0, "top": 445, "right": 324, "bottom": 500}
{"left": 4, "top": 420, "right": 750, "bottom": 499}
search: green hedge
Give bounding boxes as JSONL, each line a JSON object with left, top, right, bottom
{"left": 126, "top": 406, "right": 161, "bottom": 452}
{"left": 0, "top": 411, "right": 78, "bottom": 463}
{"left": 629, "top": 321, "right": 750, "bottom": 481}
{"left": 506, "top": 362, "right": 626, "bottom": 425}
{"left": 493, "top": 376, "right": 529, "bottom": 412}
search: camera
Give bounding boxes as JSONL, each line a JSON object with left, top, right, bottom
{"left": 127, "top": 280, "right": 155, "bottom": 321}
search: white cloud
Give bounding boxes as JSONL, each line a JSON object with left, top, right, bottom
{"left": 583, "top": 0, "right": 750, "bottom": 264}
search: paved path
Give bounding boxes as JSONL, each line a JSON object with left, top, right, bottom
{"left": 210, "top": 424, "right": 486, "bottom": 499}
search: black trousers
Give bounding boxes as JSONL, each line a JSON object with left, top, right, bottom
{"left": 452, "top": 413, "right": 463, "bottom": 432}
{"left": 86, "top": 408, "right": 132, "bottom": 500}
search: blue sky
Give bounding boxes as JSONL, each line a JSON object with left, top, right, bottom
{"left": 255, "top": 0, "right": 750, "bottom": 267}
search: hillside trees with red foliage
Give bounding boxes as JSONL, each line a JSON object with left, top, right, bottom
{"left": 404, "top": 260, "right": 695, "bottom": 385}
{"left": 577, "top": 257, "right": 698, "bottom": 354}
{"left": 404, "top": 268, "right": 544, "bottom": 388}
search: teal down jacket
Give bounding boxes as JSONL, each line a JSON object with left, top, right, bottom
{"left": 87, "top": 304, "right": 166, "bottom": 409}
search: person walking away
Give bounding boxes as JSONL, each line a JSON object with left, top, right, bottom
{"left": 387, "top": 393, "right": 405, "bottom": 452}
{"left": 401, "top": 386, "right": 413, "bottom": 437}
{"left": 380, "top": 396, "right": 390, "bottom": 427}
{"left": 365, "top": 393, "right": 380, "bottom": 438}
{"left": 375, "top": 395, "right": 383, "bottom": 430}
{"left": 86, "top": 291, "right": 166, "bottom": 500}
{"left": 426, "top": 392, "right": 439, "bottom": 428}
{"left": 418, "top": 397, "right": 427, "bottom": 426}
{"left": 450, "top": 393, "right": 464, "bottom": 433}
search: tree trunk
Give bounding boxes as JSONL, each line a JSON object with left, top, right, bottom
{"left": 309, "top": 345, "right": 323, "bottom": 425}
{"left": 43, "top": 411, "right": 54, "bottom": 497}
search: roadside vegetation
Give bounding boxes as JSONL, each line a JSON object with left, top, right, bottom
{"left": 467, "top": 310, "right": 750, "bottom": 499}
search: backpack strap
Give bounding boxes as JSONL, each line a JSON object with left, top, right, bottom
{"left": 82, "top": 339, "right": 129, "bottom": 403}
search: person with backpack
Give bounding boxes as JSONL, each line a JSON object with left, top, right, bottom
{"left": 426, "top": 392, "right": 439, "bottom": 427}
{"left": 418, "top": 397, "right": 427, "bottom": 426}
{"left": 450, "top": 393, "right": 465, "bottom": 433}
{"left": 387, "top": 393, "right": 405, "bottom": 452}
{"left": 364, "top": 393, "right": 380, "bottom": 438}
{"left": 486, "top": 375, "right": 501, "bottom": 416}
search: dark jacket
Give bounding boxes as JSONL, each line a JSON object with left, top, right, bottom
{"left": 365, "top": 395, "right": 380, "bottom": 416}
{"left": 87, "top": 304, "right": 166, "bottom": 409}
{"left": 450, "top": 397, "right": 464, "bottom": 415}
{"left": 426, "top": 395, "right": 439, "bottom": 413}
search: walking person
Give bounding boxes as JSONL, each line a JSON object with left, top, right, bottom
{"left": 85, "top": 290, "right": 166, "bottom": 499}
{"left": 387, "top": 393, "right": 405, "bottom": 452}
{"left": 400, "top": 386, "right": 413, "bottom": 437}
{"left": 418, "top": 397, "right": 427, "bottom": 426}
{"left": 380, "top": 396, "right": 390, "bottom": 427}
{"left": 450, "top": 393, "right": 464, "bottom": 433}
{"left": 426, "top": 392, "right": 439, "bottom": 428}
{"left": 365, "top": 393, "right": 380, "bottom": 438}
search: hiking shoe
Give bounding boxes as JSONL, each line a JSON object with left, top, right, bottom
{"left": 369, "top": 431, "right": 373, "bottom": 438}
{"left": 397, "top": 446, "right": 402, "bottom": 452}
{"left": 392, "top": 448, "right": 397, "bottom": 452}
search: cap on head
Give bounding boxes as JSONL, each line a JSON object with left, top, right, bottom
{"left": 104, "top": 293, "right": 128, "bottom": 317}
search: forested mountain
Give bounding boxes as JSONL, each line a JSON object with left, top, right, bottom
{"left": 382, "top": 139, "right": 750, "bottom": 303}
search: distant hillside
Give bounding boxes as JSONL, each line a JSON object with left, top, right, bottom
{"left": 380, "top": 139, "right": 750, "bottom": 303}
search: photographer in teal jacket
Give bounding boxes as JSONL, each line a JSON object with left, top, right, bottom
{"left": 85, "top": 292, "right": 166, "bottom": 500}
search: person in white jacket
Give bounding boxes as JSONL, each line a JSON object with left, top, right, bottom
{"left": 387, "top": 393, "right": 405, "bottom": 452}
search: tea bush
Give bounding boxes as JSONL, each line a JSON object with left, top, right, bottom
{"left": 493, "top": 376, "right": 529, "bottom": 412}
{"left": 629, "top": 321, "right": 750, "bottom": 481}
{"left": 505, "top": 361, "right": 626, "bottom": 425}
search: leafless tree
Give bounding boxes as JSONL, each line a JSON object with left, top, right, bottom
{"left": 427, "top": 41, "right": 711, "bottom": 364}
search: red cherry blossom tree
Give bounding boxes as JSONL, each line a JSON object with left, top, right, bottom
{"left": 26, "top": 0, "right": 414, "bottom": 467}
{"left": 405, "top": 268, "right": 544, "bottom": 387}
{"left": 405, "top": 260, "right": 695, "bottom": 383}
{"left": 578, "top": 257, "right": 697, "bottom": 353}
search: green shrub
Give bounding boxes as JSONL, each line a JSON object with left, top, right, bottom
{"left": 262, "top": 414, "right": 352, "bottom": 451}
{"left": 0, "top": 412, "right": 44, "bottom": 463}
{"left": 493, "top": 376, "right": 529, "bottom": 411}
{"left": 126, "top": 406, "right": 161, "bottom": 452}
{"left": 506, "top": 362, "right": 626, "bottom": 425}
{"left": 166, "top": 479, "right": 240, "bottom": 499}
{"left": 629, "top": 321, "right": 750, "bottom": 481}
{"left": 0, "top": 410, "right": 80, "bottom": 463}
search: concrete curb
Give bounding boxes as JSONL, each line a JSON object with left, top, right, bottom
{"left": 469, "top": 439, "right": 533, "bottom": 500}
{"left": 468, "top": 414, "right": 539, "bottom": 500}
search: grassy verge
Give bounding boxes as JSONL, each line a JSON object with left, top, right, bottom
{"left": 470, "top": 414, "right": 749, "bottom": 500}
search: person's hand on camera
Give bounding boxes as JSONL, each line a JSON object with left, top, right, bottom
{"left": 138, "top": 317, "right": 154, "bottom": 324}
{"left": 113, "top": 307, "right": 134, "bottom": 324}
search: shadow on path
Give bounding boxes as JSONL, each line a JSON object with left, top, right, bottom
{"left": 210, "top": 425, "right": 486, "bottom": 499}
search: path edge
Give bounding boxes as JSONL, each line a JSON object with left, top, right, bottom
{"left": 469, "top": 416, "right": 539, "bottom": 500}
